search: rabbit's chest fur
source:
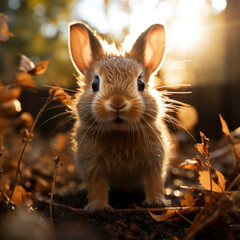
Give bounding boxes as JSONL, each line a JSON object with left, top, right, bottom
{"left": 75, "top": 127, "right": 165, "bottom": 190}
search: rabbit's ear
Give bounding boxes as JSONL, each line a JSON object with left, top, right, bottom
{"left": 69, "top": 22, "right": 104, "bottom": 75}
{"left": 130, "top": 24, "right": 166, "bottom": 76}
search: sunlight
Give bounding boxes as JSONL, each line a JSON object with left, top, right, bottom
{"left": 73, "top": 0, "right": 227, "bottom": 49}
{"left": 212, "top": 0, "right": 227, "bottom": 12}
{"left": 72, "top": 0, "right": 228, "bottom": 86}
{"left": 170, "top": 13, "right": 201, "bottom": 49}
{"left": 170, "top": 0, "right": 202, "bottom": 49}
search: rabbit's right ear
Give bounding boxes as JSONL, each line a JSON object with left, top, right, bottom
{"left": 68, "top": 23, "right": 104, "bottom": 75}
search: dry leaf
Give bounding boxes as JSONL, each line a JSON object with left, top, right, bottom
{"left": 179, "top": 156, "right": 203, "bottom": 170}
{"left": 148, "top": 210, "right": 175, "bottom": 222}
{"left": 11, "top": 185, "right": 33, "bottom": 206}
{"left": 29, "top": 60, "right": 49, "bottom": 75}
{"left": 215, "top": 168, "right": 226, "bottom": 192}
{"left": 219, "top": 114, "right": 233, "bottom": 144}
{"left": 180, "top": 191, "right": 195, "bottom": 207}
{"left": 15, "top": 72, "right": 36, "bottom": 89}
{"left": 0, "top": 13, "right": 14, "bottom": 43}
{"left": 18, "top": 55, "right": 49, "bottom": 76}
{"left": 198, "top": 170, "right": 223, "bottom": 193}
{"left": 0, "top": 87, "right": 21, "bottom": 104}
{"left": 195, "top": 132, "right": 209, "bottom": 158}
{"left": 19, "top": 54, "right": 35, "bottom": 72}
{"left": 49, "top": 85, "right": 72, "bottom": 105}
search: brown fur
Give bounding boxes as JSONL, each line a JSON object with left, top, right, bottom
{"left": 69, "top": 22, "right": 172, "bottom": 212}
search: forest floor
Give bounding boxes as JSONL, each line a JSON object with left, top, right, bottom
{"left": 0, "top": 124, "right": 240, "bottom": 240}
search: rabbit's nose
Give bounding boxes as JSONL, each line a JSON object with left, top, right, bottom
{"left": 109, "top": 103, "right": 127, "bottom": 110}
{"left": 107, "top": 94, "right": 129, "bottom": 111}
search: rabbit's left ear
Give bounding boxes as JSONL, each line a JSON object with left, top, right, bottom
{"left": 130, "top": 24, "right": 166, "bottom": 76}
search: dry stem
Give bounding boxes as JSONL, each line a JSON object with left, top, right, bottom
{"left": 50, "top": 154, "right": 61, "bottom": 224}
{"left": 10, "top": 96, "right": 53, "bottom": 200}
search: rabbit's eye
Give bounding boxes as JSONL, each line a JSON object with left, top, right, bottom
{"left": 92, "top": 76, "right": 100, "bottom": 92}
{"left": 137, "top": 76, "right": 145, "bottom": 91}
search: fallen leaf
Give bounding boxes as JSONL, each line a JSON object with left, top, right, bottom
{"left": 0, "top": 13, "right": 14, "bottom": 43}
{"left": 198, "top": 170, "right": 223, "bottom": 193}
{"left": 19, "top": 54, "right": 35, "bottom": 72}
{"left": 219, "top": 114, "right": 233, "bottom": 144}
{"left": 11, "top": 185, "right": 33, "bottom": 206}
{"left": 215, "top": 168, "right": 226, "bottom": 192}
{"left": 179, "top": 156, "right": 203, "bottom": 170}
{"left": 49, "top": 85, "right": 72, "bottom": 105}
{"left": 181, "top": 191, "right": 195, "bottom": 207}
{"left": 148, "top": 210, "right": 175, "bottom": 222}
{"left": 195, "top": 132, "right": 209, "bottom": 158}
{"left": 29, "top": 60, "right": 49, "bottom": 75}
{"left": 15, "top": 72, "right": 36, "bottom": 89}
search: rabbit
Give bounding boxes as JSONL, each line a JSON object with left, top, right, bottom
{"left": 68, "top": 22, "right": 173, "bottom": 213}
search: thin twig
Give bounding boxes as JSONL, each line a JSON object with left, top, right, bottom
{"left": 175, "top": 210, "right": 196, "bottom": 227}
{"left": 39, "top": 199, "right": 202, "bottom": 213}
{"left": 50, "top": 154, "right": 61, "bottom": 224}
{"left": 226, "top": 174, "right": 240, "bottom": 192}
{"left": 10, "top": 96, "right": 53, "bottom": 200}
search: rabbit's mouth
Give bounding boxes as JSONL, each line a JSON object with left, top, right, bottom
{"left": 113, "top": 117, "right": 124, "bottom": 125}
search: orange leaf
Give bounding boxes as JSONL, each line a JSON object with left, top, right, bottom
{"left": 179, "top": 156, "right": 203, "bottom": 170}
{"left": 148, "top": 210, "right": 175, "bottom": 222}
{"left": 0, "top": 13, "right": 14, "bottom": 43}
{"left": 180, "top": 191, "right": 195, "bottom": 207}
{"left": 195, "top": 132, "right": 209, "bottom": 158}
{"left": 195, "top": 143, "right": 204, "bottom": 156}
{"left": 215, "top": 168, "right": 226, "bottom": 192}
{"left": 219, "top": 114, "right": 233, "bottom": 144}
{"left": 198, "top": 170, "right": 223, "bottom": 193}
{"left": 49, "top": 85, "right": 72, "bottom": 105}
{"left": 19, "top": 54, "right": 35, "bottom": 72}
{"left": 15, "top": 72, "right": 36, "bottom": 89}
{"left": 11, "top": 185, "right": 33, "bottom": 206}
{"left": 29, "top": 60, "right": 49, "bottom": 75}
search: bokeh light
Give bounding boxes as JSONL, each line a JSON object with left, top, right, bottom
{"left": 212, "top": 0, "right": 227, "bottom": 12}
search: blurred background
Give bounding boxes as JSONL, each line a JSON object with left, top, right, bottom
{"left": 0, "top": 0, "right": 239, "bottom": 139}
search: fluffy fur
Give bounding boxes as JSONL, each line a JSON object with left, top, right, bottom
{"left": 69, "top": 22, "right": 172, "bottom": 212}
